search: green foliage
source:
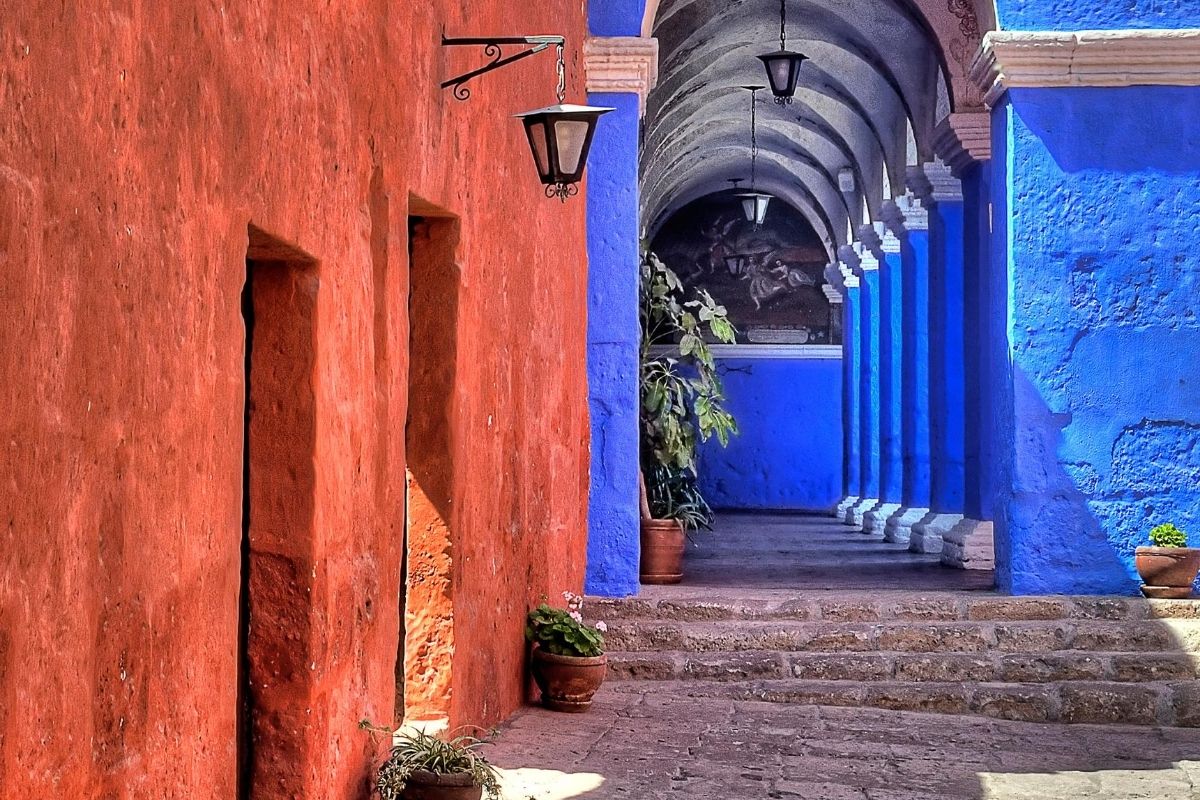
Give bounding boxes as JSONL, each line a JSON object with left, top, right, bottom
{"left": 368, "top": 727, "right": 502, "bottom": 800}
{"left": 639, "top": 252, "right": 738, "bottom": 527}
{"left": 645, "top": 463, "right": 713, "bottom": 531}
{"left": 525, "top": 593, "right": 606, "bottom": 658}
{"left": 1150, "top": 522, "right": 1188, "bottom": 549}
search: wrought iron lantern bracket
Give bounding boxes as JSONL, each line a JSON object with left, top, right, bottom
{"left": 441, "top": 35, "right": 566, "bottom": 101}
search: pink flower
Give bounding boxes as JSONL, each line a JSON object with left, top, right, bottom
{"left": 594, "top": 621, "right": 607, "bottom": 632}
{"left": 569, "top": 610, "right": 583, "bottom": 623}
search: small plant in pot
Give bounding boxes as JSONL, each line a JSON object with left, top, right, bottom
{"left": 526, "top": 591, "right": 608, "bottom": 712}
{"left": 370, "top": 727, "right": 501, "bottom": 800}
{"left": 638, "top": 252, "right": 737, "bottom": 584}
{"left": 1136, "top": 522, "right": 1200, "bottom": 599}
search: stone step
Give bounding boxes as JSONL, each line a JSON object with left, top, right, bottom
{"left": 587, "top": 593, "right": 1200, "bottom": 624}
{"left": 607, "top": 649, "right": 1200, "bottom": 684}
{"left": 603, "top": 677, "right": 1200, "bottom": 728}
{"left": 602, "top": 619, "right": 1200, "bottom": 655}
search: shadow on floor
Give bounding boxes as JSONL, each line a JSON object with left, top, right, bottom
{"left": 669, "top": 511, "right": 995, "bottom": 592}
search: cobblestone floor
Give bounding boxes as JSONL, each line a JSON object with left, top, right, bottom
{"left": 673, "top": 513, "right": 996, "bottom": 592}
{"left": 485, "top": 685, "right": 1200, "bottom": 799}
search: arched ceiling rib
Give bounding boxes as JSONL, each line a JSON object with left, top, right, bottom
{"left": 642, "top": 0, "right": 955, "bottom": 236}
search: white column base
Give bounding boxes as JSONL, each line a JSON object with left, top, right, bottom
{"left": 835, "top": 495, "right": 860, "bottom": 518}
{"left": 909, "top": 512, "right": 963, "bottom": 554}
{"left": 884, "top": 506, "right": 929, "bottom": 544}
{"left": 863, "top": 501, "right": 902, "bottom": 536}
{"left": 942, "top": 518, "right": 995, "bottom": 570}
{"left": 846, "top": 497, "right": 878, "bottom": 527}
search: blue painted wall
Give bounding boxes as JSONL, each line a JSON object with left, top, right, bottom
{"left": 589, "top": 0, "right": 647, "bottom": 36}
{"left": 991, "top": 86, "right": 1200, "bottom": 595}
{"left": 996, "top": 0, "right": 1200, "bottom": 31}
{"left": 584, "top": 92, "right": 642, "bottom": 597}
{"left": 698, "top": 357, "right": 843, "bottom": 511}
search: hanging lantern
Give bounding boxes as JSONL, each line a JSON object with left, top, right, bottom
{"left": 516, "top": 103, "right": 614, "bottom": 201}
{"left": 739, "top": 86, "right": 773, "bottom": 228}
{"left": 758, "top": 0, "right": 807, "bottom": 104}
{"left": 738, "top": 193, "right": 773, "bottom": 227}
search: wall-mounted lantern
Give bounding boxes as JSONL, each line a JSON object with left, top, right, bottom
{"left": 757, "top": 0, "right": 807, "bottom": 104}
{"left": 738, "top": 86, "right": 773, "bottom": 228}
{"left": 442, "top": 35, "right": 612, "bottom": 200}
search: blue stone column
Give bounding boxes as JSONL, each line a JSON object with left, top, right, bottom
{"left": 843, "top": 245, "right": 881, "bottom": 528}
{"left": 883, "top": 193, "right": 932, "bottom": 544}
{"left": 582, "top": 37, "right": 657, "bottom": 596}
{"left": 943, "top": 156, "right": 997, "bottom": 570}
{"left": 909, "top": 163, "right": 967, "bottom": 554}
{"left": 828, "top": 263, "right": 861, "bottom": 519}
{"left": 864, "top": 224, "right": 904, "bottom": 536}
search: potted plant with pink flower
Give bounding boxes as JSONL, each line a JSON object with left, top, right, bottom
{"left": 525, "top": 592, "right": 608, "bottom": 712}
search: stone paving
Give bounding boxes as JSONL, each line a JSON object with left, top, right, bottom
{"left": 486, "top": 685, "right": 1200, "bottom": 799}
{"left": 676, "top": 513, "right": 995, "bottom": 592}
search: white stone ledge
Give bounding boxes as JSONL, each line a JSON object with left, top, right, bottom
{"left": 972, "top": 29, "right": 1200, "bottom": 106}
{"left": 585, "top": 36, "right": 659, "bottom": 115}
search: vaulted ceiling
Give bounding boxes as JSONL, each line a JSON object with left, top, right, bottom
{"left": 642, "top": 0, "right": 977, "bottom": 259}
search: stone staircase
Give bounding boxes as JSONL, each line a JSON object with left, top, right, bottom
{"left": 588, "top": 591, "right": 1200, "bottom": 727}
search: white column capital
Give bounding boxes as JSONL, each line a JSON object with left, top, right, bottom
{"left": 837, "top": 260, "right": 861, "bottom": 288}
{"left": 585, "top": 36, "right": 660, "bottom": 116}
{"left": 971, "top": 28, "right": 1200, "bottom": 108}
{"left": 907, "top": 163, "right": 962, "bottom": 207}
{"left": 823, "top": 285, "right": 844, "bottom": 304}
{"left": 933, "top": 113, "right": 991, "bottom": 174}
{"left": 884, "top": 193, "right": 929, "bottom": 234}
{"left": 849, "top": 241, "right": 880, "bottom": 274}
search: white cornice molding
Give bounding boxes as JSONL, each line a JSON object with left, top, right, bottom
{"left": 710, "top": 344, "right": 843, "bottom": 360}
{"left": 933, "top": 113, "right": 991, "bottom": 173}
{"left": 584, "top": 36, "right": 660, "bottom": 116}
{"left": 971, "top": 29, "right": 1200, "bottom": 107}
{"left": 907, "top": 163, "right": 961, "bottom": 208}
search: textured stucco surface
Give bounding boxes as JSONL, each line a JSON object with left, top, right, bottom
{"left": 698, "top": 358, "right": 843, "bottom": 511}
{"left": 879, "top": 248, "right": 904, "bottom": 504}
{"left": 991, "top": 86, "right": 1200, "bottom": 595}
{"left": 996, "top": 0, "right": 1200, "bottom": 31}
{"left": 929, "top": 197, "right": 967, "bottom": 515}
{"left": 585, "top": 92, "right": 642, "bottom": 598}
{"left": 900, "top": 229, "right": 932, "bottom": 509}
{"left": 859, "top": 270, "right": 882, "bottom": 500}
{"left": 843, "top": 293, "right": 862, "bottom": 499}
{"left": 0, "top": 4, "right": 590, "bottom": 797}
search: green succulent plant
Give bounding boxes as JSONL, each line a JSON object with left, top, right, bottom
{"left": 1149, "top": 522, "right": 1188, "bottom": 549}
{"left": 368, "top": 727, "right": 502, "bottom": 800}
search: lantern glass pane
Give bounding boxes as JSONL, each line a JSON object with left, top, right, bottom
{"left": 525, "top": 119, "right": 551, "bottom": 180}
{"left": 768, "top": 58, "right": 793, "bottom": 94}
{"left": 741, "top": 196, "right": 756, "bottom": 223}
{"left": 553, "top": 119, "right": 592, "bottom": 176}
{"left": 754, "top": 195, "right": 771, "bottom": 225}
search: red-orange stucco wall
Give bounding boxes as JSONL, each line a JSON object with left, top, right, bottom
{"left": 0, "top": 3, "right": 591, "bottom": 797}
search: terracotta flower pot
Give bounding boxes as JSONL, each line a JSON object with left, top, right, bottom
{"left": 640, "top": 518, "right": 685, "bottom": 584}
{"left": 402, "top": 769, "right": 483, "bottom": 800}
{"left": 1135, "top": 546, "right": 1200, "bottom": 599}
{"left": 530, "top": 649, "right": 607, "bottom": 713}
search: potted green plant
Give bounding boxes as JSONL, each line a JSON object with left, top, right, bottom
{"left": 525, "top": 591, "right": 607, "bottom": 712}
{"left": 371, "top": 728, "right": 501, "bottom": 800}
{"left": 1136, "top": 522, "right": 1200, "bottom": 598}
{"left": 638, "top": 252, "right": 737, "bottom": 584}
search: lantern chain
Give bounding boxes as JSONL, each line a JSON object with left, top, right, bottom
{"left": 780, "top": 0, "right": 787, "bottom": 50}
{"left": 556, "top": 42, "right": 567, "bottom": 104}
{"left": 750, "top": 88, "right": 759, "bottom": 189}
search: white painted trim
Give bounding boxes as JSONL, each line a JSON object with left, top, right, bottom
{"left": 933, "top": 113, "right": 991, "bottom": 172}
{"left": 649, "top": 344, "right": 842, "bottom": 360}
{"left": 972, "top": 29, "right": 1200, "bottom": 107}
{"left": 584, "top": 37, "right": 659, "bottom": 116}
{"left": 711, "top": 344, "right": 842, "bottom": 360}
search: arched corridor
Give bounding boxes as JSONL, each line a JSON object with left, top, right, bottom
{"left": 584, "top": 0, "right": 1200, "bottom": 599}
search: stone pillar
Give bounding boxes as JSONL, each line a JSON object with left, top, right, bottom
{"left": 828, "top": 264, "right": 861, "bottom": 519}
{"left": 932, "top": 113, "right": 996, "bottom": 569}
{"left": 863, "top": 223, "right": 904, "bottom": 536}
{"left": 883, "top": 193, "right": 932, "bottom": 544}
{"left": 843, "top": 244, "right": 881, "bottom": 528}
{"left": 582, "top": 36, "right": 657, "bottom": 596}
{"left": 908, "top": 161, "right": 967, "bottom": 555}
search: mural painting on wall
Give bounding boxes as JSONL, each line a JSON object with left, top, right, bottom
{"left": 650, "top": 194, "right": 840, "bottom": 345}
